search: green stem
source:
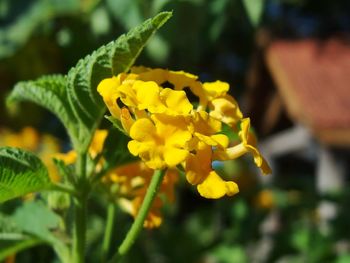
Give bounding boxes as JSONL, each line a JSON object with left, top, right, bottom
{"left": 101, "top": 203, "right": 116, "bottom": 262}
{"left": 72, "top": 153, "right": 88, "bottom": 263}
{"left": 50, "top": 183, "right": 79, "bottom": 196}
{"left": 108, "top": 169, "right": 166, "bottom": 263}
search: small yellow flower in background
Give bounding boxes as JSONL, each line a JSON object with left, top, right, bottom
{"left": 1, "top": 126, "right": 40, "bottom": 151}
{"left": 104, "top": 162, "right": 178, "bottom": 228}
{"left": 98, "top": 67, "right": 271, "bottom": 199}
{"left": 255, "top": 189, "right": 275, "bottom": 210}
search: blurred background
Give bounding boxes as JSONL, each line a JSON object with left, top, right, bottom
{"left": 1, "top": 0, "right": 350, "bottom": 262}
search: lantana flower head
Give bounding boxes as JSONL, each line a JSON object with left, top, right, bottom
{"left": 97, "top": 67, "right": 271, "bottom": 199}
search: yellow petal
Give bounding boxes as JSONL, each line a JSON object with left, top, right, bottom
{"left": 143, "top": 153, "right": 165, "bottom": 170}
{"left": 129, "top": 118, "right": 156, "bottom": 142}
{"left": 197, "top": 171, "right": 239, "bottom": 199}
{"left": 160, "top": 88, "right": 193, "bottom": 115}
{"left": 97, "top": 77, "right": 121, "bottom": 118}
{"left": 89, "top": 129, "right": 108, "bottom": 157}
{"left": 191, "top": 111, "right": 221, "bottom": 135}
{"left": 185, "top": 143, "right": 212, "bottom": 185}
{"left": 211, "top": 134, "right": 229, "bottom": 148}
{"left": 202, "top": 81, "right": 229, "bottom": 100}
{"left": 134, "top": 81, "right": 162, "bottom": 111}
{"left": 54, "top": 150, "right": 77, "bottom": 165}
{"left": 120, "top": 108, "right": 134, "bottom": 134}
{"left": 213, "top": 143, "right": 247, "bottom": 161}
{"left": 152, "top": 114, "right": 191, "bottom": 147}
{"left": 163, "top": 147, "right": 189, "bottom": 167}
{"left": 260, "top": 157, "right": 272, "bottom": 175}
{"left": 127, "top": 140, "right": 145, "bottom": 156}
{"left": 239, "top": 118, "right": 251, "bottom": 145}
{"left": 194, "top": 133, "right": 217, "bottom": 146}
{"left": 209, "top": 95, "right": 243, "bottom": 125}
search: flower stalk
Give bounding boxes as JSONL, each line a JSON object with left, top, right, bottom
{"left": 109, "top": 169, "right": 167, "bottom": 262}
{"left": 101, "top": 203, "right": 116, "bottom": 262}
{"left": 72, "top": 152, "right": 88, "bottom": 263}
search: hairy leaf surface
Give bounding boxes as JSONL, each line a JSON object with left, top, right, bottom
{"left": 67, "top": 11, "right": 172, "bottom": 151}
{"left": 0, "top": 147, "right": 51, "bottom": 203}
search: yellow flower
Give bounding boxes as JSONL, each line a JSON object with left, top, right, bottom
{"left": 1, "top": 126, "right": 40, "bottom": 151}
{"left": 198, "top": 81, "right": 230, "bottom": 108}
{"left": 213, "top": 118, "right": 271, "bottom": 175}
{"left": 197, "top": 170, "right": 239, "bottom": 199}
{"left": 255, "top": 189, "right": 275, "bottom": 210}
{"left": 184, "top": 141, "right": 239, "bottom": 199}
{"left": 97, "top": 77, "right": 122, "bottom": 118}
{"left": 118, "top": 80, "right": 162, "bottom": 111}
{"left": 189, "top": 110, "right": 229, "bottom": 147}
{"left": 128, "top": 114, "right": 191, "bottom": 169}
{"left": 53, "top": 129, "right": 108, "bottom": 176}
{"left": 159, "top": 88, "right": 193, "bottom": 115}
{"left": 105, "top": 162, "right": 178, "bottom": 228}
{"left": 97, "top": 67, "right": 271, "bottom": 200}
{"left": 209, "top": 95, "right": 243, "bottom": 126}
{"left": 131, "top": 67, "right": 203, "bottom": 94}
{"left": 88, "top": 129, "right": 108, "bottom": 158}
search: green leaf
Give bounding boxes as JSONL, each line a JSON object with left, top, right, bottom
{"left": 12, "top": 200, "right": 69, "bottom": 262}
{"left": 0, "top": 213, "right": 21, "bottom": 235}
{"left": 6, "top": 75, "right": 80, "bottom": 147}
{"left": 66, "top": 11, "right": 172, "bottom": 152}
{"left": 242, "top": 0, "right": 265, "bottom": 27}
{"left": 0, "top": 147, "right": 51, "bottom": 203}
{"left": 12, "top": 201, "right": 60, "bottom": 243}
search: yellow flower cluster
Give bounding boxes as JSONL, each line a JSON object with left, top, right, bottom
{"left": 98, "top": 67, "right": 271, "bottom": 199}
{"left": 103, "top": 162, "right": 178, "bottom": 228}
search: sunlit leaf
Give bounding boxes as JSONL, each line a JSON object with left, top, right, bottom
{"left": 66, "top": 11, "right": 173, "bottom": 152}
{"left": 6, "top": 75, "right": 80, "bottom": 147}
{"left": 0, "top": 147, "right": 51, "bottom": 203}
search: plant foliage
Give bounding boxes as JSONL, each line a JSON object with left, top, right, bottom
{"left": 7, "top": 11, "right": 172, "bottom": 152}
{"left": 0, "top": 147, "right": 51, "bottom": 203}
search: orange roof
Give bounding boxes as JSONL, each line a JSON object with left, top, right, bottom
{"left": 266, "top": 38, "right": 350, "bottom": 146}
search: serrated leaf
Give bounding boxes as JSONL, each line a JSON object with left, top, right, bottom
{"left": 66, "top": 11, "right": 172, "bottom": 152}
{"left": 0, "top": 147, "right": 52, "bottom": 203}
{"left": 6, "top": 75, "right": 80, "bottom": 148}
